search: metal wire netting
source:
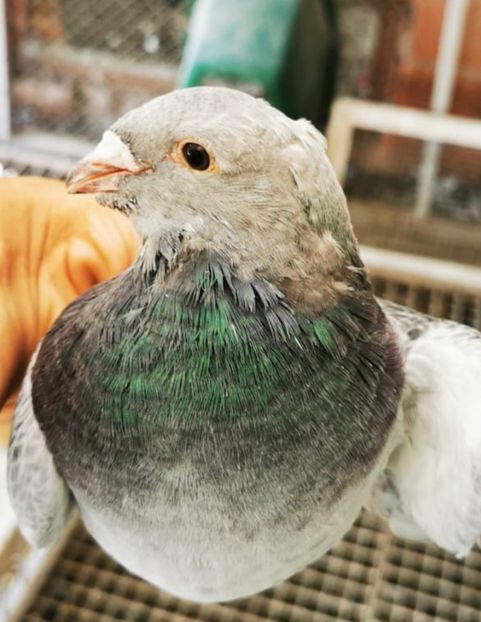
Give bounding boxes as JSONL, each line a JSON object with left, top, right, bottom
{"left": 346, "top": 132, "right": 481, "bottom": 223}
{"left": 52, "top": 0, "right": 187, "bottom": 62}
{"left": 10, "top": 0, "right": 188, "bottom": 139}
{"left": 7, "top": 0, "right": 481, "bottom": 223}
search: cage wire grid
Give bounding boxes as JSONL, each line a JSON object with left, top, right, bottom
{"left": 345, "top": 131, "right": 481, "bottom": 224}
{"left": 16, "top": 508, "right": 481, "bottom": 622}
{"left": 7, "top": 0, "right": 481, "bottom": 221}
{"left": 10, "top": 0, "right": 187, "bottom": 140}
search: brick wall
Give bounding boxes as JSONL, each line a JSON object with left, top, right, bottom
{"left": 394, "top": 0, "right": 481, "bottom": 116}
{"left": 351, "top": 0, "right": 481, "bottom": 181}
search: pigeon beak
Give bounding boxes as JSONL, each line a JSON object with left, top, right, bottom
{"left": 66, "top": 130, "right": 152, "bottom": 194}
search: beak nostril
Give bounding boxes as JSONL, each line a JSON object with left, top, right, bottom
{"left": 66, "top": 129, "right": 153, "bottom": 195}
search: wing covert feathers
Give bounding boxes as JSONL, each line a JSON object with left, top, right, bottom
{"left": 7, "top": 352, "right": 73, "bottom": 547}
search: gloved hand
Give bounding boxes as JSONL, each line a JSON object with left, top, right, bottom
{"left": 0, "top": 176, "right": 140, "bottom": 445}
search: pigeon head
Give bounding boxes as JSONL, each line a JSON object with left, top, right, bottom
{"left": 67, "top": 87, "right": 358, "bottom": 284}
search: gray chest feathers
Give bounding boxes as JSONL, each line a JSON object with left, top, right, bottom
{"left": 32, "top": 266, "right": 402, "bottom": 551}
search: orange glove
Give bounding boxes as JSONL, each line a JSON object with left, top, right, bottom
{"left": 0, "top": 176, "right": 140, "bottom": 445}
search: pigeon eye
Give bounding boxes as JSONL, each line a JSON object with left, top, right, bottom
{"left": 181, "top": 142, "right": 211, "bottom": 171}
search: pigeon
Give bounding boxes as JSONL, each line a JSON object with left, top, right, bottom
{"left": 7, "top": 87, "right": 477, "bottom": 603}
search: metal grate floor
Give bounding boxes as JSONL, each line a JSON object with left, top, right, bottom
{"left": 19, "top": 512, "right": 481, "bottom": 622}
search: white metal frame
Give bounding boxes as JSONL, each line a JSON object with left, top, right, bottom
{"left": 0, "top": 0, "right": 10, "bottom": 142}
{"left": 327, "top": 0, "right": 474, "bottom": 216}
{"left": 416, "top": 0, "right": 470, "bottom": 216}
{"left": 327, "top": 97, "right": 481, "bottom": 189}
{"left": 361, "top": 246, "right": 481, "bottom": 296}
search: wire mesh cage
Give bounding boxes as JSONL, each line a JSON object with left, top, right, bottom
{"left": 344, "top": 131, "right": 481, "bottom": 225}
{"left": 6, "top": 0, "right": 480, "bottom": 224}
{"left": 342, "top": 132, "right": 481, "bottom": 267}
{"left": 9, "top": 0, "right": 188, "bottom": 141}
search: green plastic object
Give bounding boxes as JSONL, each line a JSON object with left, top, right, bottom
{"left": 177, "top": 0, "right": 337, "bottom": 124}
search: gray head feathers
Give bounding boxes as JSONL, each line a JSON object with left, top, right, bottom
{"left": 94, "top": 88, "right": 356, "bottom": 271}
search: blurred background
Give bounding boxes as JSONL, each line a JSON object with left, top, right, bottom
{"left": 1, "top": 1, "right": 481, "bottom": 621}
{"left": 2, "top": 0, "right": 480, "bottom": 218}
{"left": 2, "top": 0, "right": 481, "bottom": 263}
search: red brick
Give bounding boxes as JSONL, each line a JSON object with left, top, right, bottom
{"left": 391, "top": 64, "right": 431, "bottom": 109}
{"left": 392, "top": 65, "right": 481, "bottom": 117}
{"left": 441, "top": 145, "right": 481, "bottom": 180}
{"left": 451, "top": 74, "right": 481, "bottom": 117}
{"left": 409, "top": 0, "right": 444, "bottom": 65}
{"left": 353, "top": 0, "right": 481, "bottom": 181}
{"left": 459, "top": 0, "right": 481, "bottom": 70}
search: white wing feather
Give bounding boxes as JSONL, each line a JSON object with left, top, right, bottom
{"left": 7, "top": 352, "right": 73, "bottom": 547}
{"left": 375, "top": 306, "right": 481, "bottom": 557}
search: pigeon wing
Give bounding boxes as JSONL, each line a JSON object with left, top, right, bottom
{"left": 7, "top": 351, "right": 74, "bottom": 547}
{"left": 372, "top": 301, "right": 481, "bottom": 557}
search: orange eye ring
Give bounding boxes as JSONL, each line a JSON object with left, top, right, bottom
{"left": 167, "top": 139, "right": 217, "bottom": 174}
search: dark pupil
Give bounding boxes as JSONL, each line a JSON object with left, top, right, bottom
{"left": 182, "top": 142, "right": 210, "bottom": 171}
